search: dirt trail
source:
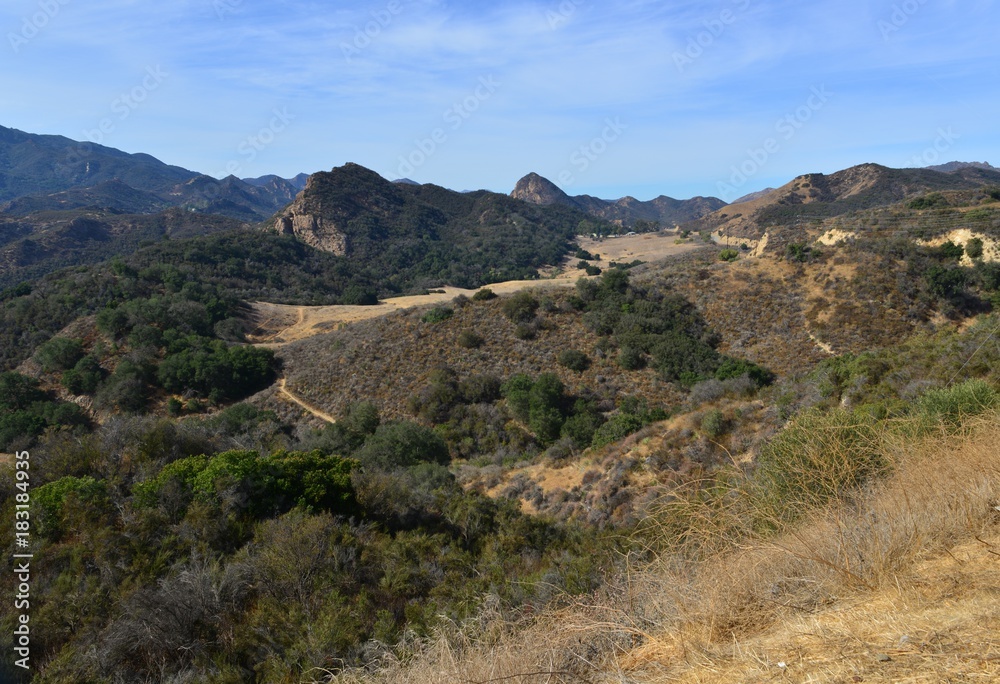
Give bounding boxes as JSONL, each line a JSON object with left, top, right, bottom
{"left": 277, "top": 378, "right": 337, "bottom": 424}
{"left": 250, "top": 234, "right": 705, "bottom": 345}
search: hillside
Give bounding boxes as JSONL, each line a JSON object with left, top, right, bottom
{"left": 269, "top": 163, "right": 604, "bottom": 289}
{"left": 511, "top": 172, "right": 725, "bottom": 228}
{"left": 0, "top": 208, "right": 250, "bottom": 289}
{"left": 3, "top": 155, "right": 1000, "bottom": 682}
{"left": 689, "top": 163, "right": 1000, "bottom": 239}
{"left": 333, "top": 406, "right": 1000, "bottom": 684}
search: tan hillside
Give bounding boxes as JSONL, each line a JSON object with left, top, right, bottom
{"left": 692, "top": 162, "right": 1000, "bottom": 241}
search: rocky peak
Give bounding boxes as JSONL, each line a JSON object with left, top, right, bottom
{"left": 511, "top": 173, "right": 575, "bottom": 207}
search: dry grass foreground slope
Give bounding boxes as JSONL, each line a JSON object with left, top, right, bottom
{"left": 247, "top": 235, "right": 703, "bottom": 344}
{"left": 324, "top": 415, "right": 1000, "bottom": 684}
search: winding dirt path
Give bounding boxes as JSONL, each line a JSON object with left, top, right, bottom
{"left": 249, "top": 234, "right": 705, "bottom": 345}
{"left": 277, "top": 378, "right": 337, "bottom": 424}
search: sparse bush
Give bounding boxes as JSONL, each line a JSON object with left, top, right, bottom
{"left": 785, "top": 243, "right": 812, "bottom": 262}
{"left": 457, "top": 331, "right": 484, "bottom": 349}
{"left": 966, "top": 237, "right": 984, "bottom": 260}
{"left": 514, "top": 323, "right": 537, "bottom": 340}
{"left": 700, "top": 409, "right": 726, "bottom": 438}
{"left": 558, "top": 349, "right": 590, "bottom": 372}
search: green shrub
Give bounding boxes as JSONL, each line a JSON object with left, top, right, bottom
{"left": 134, "top": 449, "right": 356, "bottom": 518}
{"left": 917, "top": 379, "right": 998, "bottom": 426}
{"left": 750, "top": 408, "right": 888, "bottom": 530}
{"left": 62, "top": 355, "right": 106, "bottom": 395}
{"left": 472, "top": 288, "right": 497, "bottom": 302}
{"left": 909, "top": 193, "right": 948, "bottom": 210}
{"left": 591, "top": 412, "right": 645, "bottom": 449}
{"left": 574, "top": 249, "right": 595, "bottom": 260}
{"left": 785, "top": 243, "right": 812, "bottom": 262}
{"left": 34, "top": 476, "right": 110, "bottom": 540}
{"left": 421, "top": 306, "right": 454, "bottom": 324}
{"left": 584, "top": 264, "right": 603, "bottom": 276}
{"left": 719, "top": 249, "right": 739, "bottom": 262}
{"left": 459, "top": 375, "right": 502, "bottom": 404}
{"left": 558, "top": 349, "right": 590, "bottom": 372}
{"left": 356, "top": 422, "right": 450, "bottom": 471}
{"left": 35, "top": 337, "right": 85, "bottom": 373}
{"left": 502, "top": 291, "right": 539, "bottom": 322}
{"left": 938, "top": 241, "right": 965, "bottom": 261}
{"left": 715, "top": 358, "right": 775, "bottom": 387}
{"left": 166, "top": 397, "right": 183, "bottom": 416}
{"left": 617, "top": 346, "right": 645, "bottom": 370}
{"left": 561, "top": 410, "right": 603, "bottom": 450}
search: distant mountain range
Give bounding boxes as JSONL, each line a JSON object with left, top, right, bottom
{"left": 925, "top": 161, "right": 999, "bottom": 173}
{"left": 5, "top": 122, "right": 1000, "bottom": 290}
{"left": 510, "top": 172, "right": 726, "bottom": 227}
{"left": 0, "top": 125, "right": 306, "bottom": 221}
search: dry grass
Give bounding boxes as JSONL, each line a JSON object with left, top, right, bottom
{"left": 322, "top": 414, "right": 1000, "bottom": 684}
{"left": 247, "top": 236, "right": 704, "bottom": 346}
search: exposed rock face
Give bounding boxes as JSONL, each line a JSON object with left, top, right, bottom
{"left": 511, "top": 172, "right": 576, "bottom": 207}
{"left": 271, "top": 175, "right": 348, "bottom": 255}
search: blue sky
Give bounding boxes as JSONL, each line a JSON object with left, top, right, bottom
{"left": 2, "top": 0, "right": 998, "bottom": 201}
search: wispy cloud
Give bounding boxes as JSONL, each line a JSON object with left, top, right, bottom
{"left": 1, "top": 0, "right": 998, "bottom": 199}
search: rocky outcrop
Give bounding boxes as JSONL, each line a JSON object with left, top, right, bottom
{"left": 511, "top": 172, "right": 577, "bottom": 208}
{"left": 271, "top": 176, "right": 348, "bottom": 255}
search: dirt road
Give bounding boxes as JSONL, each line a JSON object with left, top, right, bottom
{"left": 249, "top": 233, "right": 704, "bottom": 345}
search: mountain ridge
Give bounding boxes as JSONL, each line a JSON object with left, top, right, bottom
{"left": 510, "top": 171, "right": 726, "bottom": 228}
